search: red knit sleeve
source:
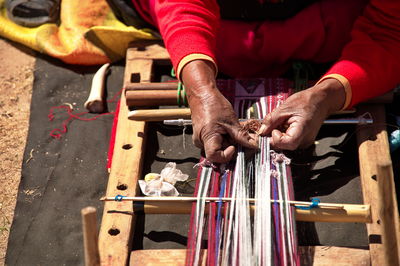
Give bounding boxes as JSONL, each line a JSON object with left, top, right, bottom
{"left": 154, "top": 0, "right": 220, "bottom": 73}
{"left": 323, "top": 0, "right": 400, "bottom": 107}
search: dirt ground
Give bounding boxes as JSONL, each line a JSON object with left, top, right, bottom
{"left": 0, "top": 39, "right": 35, "bottom": 265}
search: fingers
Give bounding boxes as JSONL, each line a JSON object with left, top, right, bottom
{"left": 201, "top": 122, "right": 259, "bottom": 163}
{"left": 224, "top": 124, "right": 259, "bottom": 150}
{"left": 203, "top": 134, "right": 236, "bottom": 163}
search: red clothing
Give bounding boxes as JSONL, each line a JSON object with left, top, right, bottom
{"left": 133, "top": 0, "right": 400, "bottom": 108}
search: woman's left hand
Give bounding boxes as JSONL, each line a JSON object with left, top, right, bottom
{"left": 258, "top": 78, "right": 346, "bottom": 150}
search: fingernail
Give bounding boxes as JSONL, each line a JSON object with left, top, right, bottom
{"left": 257, "top": 124, "right": 267, "bottom": 135}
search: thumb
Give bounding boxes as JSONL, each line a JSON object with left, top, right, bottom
{"left": 258, "top": 109, "right": 290, "bottom": 136}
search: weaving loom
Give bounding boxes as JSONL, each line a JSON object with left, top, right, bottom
{"left": 87, "top": 42, "right": 400, "bottom": 266}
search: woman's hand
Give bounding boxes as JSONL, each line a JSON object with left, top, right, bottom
{"left": 182, "top": 60, "right": 258, "bottom": 163}
{"left": 258, "top": 78, "right": 346, "bottom": 150}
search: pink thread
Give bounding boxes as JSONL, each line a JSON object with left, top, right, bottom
{"left": 270, "top": 150, "right": 291, "bottom": 165}
{"left": 48, "top": 105, "right": 114, "bottom": 139}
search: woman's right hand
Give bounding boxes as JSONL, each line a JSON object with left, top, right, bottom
{"left": 182, "top": 60, "right": 258, "bottom": 163}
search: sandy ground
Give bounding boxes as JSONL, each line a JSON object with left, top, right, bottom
{"left": 0, "top": 39, "right": 35, "bottom": 265}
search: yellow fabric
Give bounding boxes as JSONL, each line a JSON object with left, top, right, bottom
{"left": 0, "top": 0, "right": 157, "bottom": 65}
{"left": 317, "top": 74, "right": 352, "bottom": 110}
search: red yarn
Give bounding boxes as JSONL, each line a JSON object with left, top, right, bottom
{"left": 48, "top": 105, "right": 114, "bottom": 139}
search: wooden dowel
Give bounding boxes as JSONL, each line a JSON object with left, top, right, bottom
{"left": 125, "top": 82, "right": 178, "bottom": 91}
{"left": 129, "top": 201, "right": 371, "bottom": 223}
{"left": 125, "top": 90, "right": 186, "bottom": 106}
{"left": 125, "top": 87, "right": 393, "bottom": 108}
{"left": 377, "top": 162, "right": 400, "bottom": 266}
{"left": 128, "top": 108, "right": 191, "bottom": 121}
{"left": 81, "top": 207, "right": 100, "bottom": 266}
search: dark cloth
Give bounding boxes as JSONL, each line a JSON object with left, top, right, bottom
{"left": 217, "top": 0, "right": 317, "bottom": 21}
{"left": 106, "top": 0, "right": 155, "bottom": 29}
{"left": 5, "top": 56, "right": 122, "bottom": 265}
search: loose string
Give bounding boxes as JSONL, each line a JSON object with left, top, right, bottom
{"left": 48, "top": 105, "right": 114, "bottom": 139}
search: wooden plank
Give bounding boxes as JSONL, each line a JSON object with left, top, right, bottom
{"left": 129, "top": 247, "right": 370, "bottom": 266}
{"left": 126, "top": 41, "right": 170, "bottom": 61}
{"left": 299, "top": 246, "right": 370, "bottom": 266}
{"left": 356, "top": 104, "right": 397, "bottom": 265}
{"left": 98, "top": 52, "right": 152, "bottom": 266}
{"left": 98, "top": 42, "right": 170, "bottom": 266}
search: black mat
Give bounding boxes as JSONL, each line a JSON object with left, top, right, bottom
{"left": 6, "top": 55, "right": 399, "bottom": 265}
{"left": 6, "top": 56, "right": 122, "bottom": 265}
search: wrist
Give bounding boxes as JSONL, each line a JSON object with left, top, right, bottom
{"left": 313, "top": 78, "right": 346, "bottom": 114}
{"left": 181, "top": 60, "right": 219, "bottom": 104}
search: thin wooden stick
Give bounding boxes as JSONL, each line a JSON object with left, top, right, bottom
{"left": 128, "top": 108, "right": 191, "bottom": 121}
{"left": 128, "top": 108, "right": 368, "bottom": 121}
{"left": 81, "top": 206, "right": 100, "bottom": 266}
{"left": 125, "top": 82, "right": 178, "bottom": 91}
{"left": 100, "top": 195, "right": 366, "bottom": 208}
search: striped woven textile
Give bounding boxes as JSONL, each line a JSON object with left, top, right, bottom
{"left": 186, "top": 78, "right": 299, "bottom": 266}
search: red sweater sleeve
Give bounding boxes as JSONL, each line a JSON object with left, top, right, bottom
{"left": 323, "top": 0, "right": 400, "bottom": 107}
{"left": 154, "top": 0, "right": 220, "bottom": 73}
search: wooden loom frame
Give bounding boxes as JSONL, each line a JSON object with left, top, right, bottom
{"left": 97, "top": 41, "right": 400, "bottom": 266}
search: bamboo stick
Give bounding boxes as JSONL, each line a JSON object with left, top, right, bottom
{"left": 138, "top": 201, "right": 370, "bottom": 223}
{"left": 100, "top": 196, "right": 371, "bottom": 223}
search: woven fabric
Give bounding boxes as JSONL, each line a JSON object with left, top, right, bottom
{"left": 186, "top": 79, "right": 299, "bottom": 265}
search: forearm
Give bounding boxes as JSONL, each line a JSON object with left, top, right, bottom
{"left": 154, "top": 0, "right": 220, "bottom": 76}
{"left": 321, "top": 0, "right": 400, "bottom": 108}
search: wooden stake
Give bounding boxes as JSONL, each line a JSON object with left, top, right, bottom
{"left": 81, "top": 207, "right": 100, "bottom": 266}
{"left": 356, "top": 104, "right": 394, "bottom": 265}
{"left": 377, "top": 162, "right": 400, "bottom": 265}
